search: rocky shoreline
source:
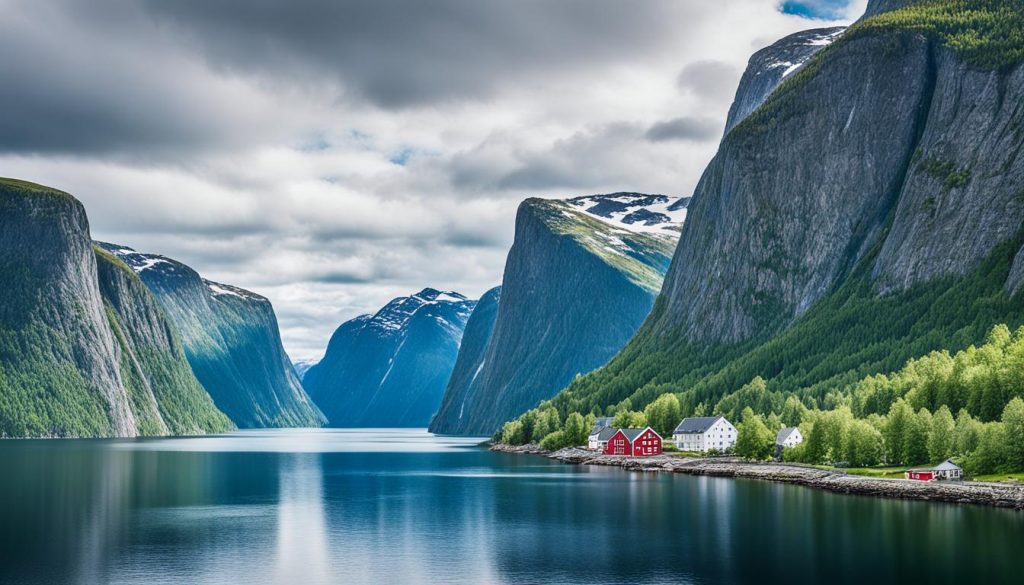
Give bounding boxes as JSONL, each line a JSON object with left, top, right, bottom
{"left": 490, "top": 444, "right": 1024, "bottom": 510}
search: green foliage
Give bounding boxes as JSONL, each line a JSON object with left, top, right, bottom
{"left": 734, "top": 408, "right": 775, "bottom": 460}
{"left": 540, "top": 430, "right": 569, "bottom": 451}
{"left": 844, "top": 419, "right": 884, "bottom": 467}
{"left": 916, "top": 156, "right": 972, "bottom": 191}
{"left": 611, "top": 410, "right": 647, "bottom": 429}
{"left": 965, "top": 422, "right": 1007, "bottom": 475}
{"left": 0, "top": 177, "right": 76, "bottom": 204}
{"left": 1001, "top": 397, "right": 1024, "bottom": 470}
{"left": 500, "top": 420, "right": 527, "bottom": 445}
{"left": 928, "top": 405, "right": 956, "bottom": 462}
{"left": 643, "top": 393, "right": 682, "bottom": 435}
{"left": 503, "top": 229, "right": 1024, "bottom": 440}
{"left": 563, "top": 412, "right": 589, "bottom": 446}
{"left": 853, "top": 0, "right": 1024, "bottom": 70}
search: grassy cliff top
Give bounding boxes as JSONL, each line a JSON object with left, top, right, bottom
{"left": 0, "top": 178, "right": 77, "bottom": 204}
{"left": 526, "top": 198, "right": 676, "bottom": 293}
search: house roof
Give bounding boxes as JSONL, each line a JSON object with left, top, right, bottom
{"left": 934, "top": 459, "right": 962, "bottom": 471}
{"left": 620, "top": 428, "right": 645, "bottom": 442}
{"left": 596, "top": 427, "right": 619, "bottom": 441}
{"left": 589, "top": 417, "right": 614, "bottom": 436}
{"left": 776, "top": 427, "right": 799, "bottom": 444}
{"left": 674, "top": 416, "right": 725, "bottom": 434}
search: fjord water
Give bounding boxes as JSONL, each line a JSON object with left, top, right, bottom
{"left": 0, "top": 430, "right": 1019, "bottom": 585}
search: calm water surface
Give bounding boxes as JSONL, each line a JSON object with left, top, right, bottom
{"left": 0, "top": 429, "right": 1020, "bottom": 585}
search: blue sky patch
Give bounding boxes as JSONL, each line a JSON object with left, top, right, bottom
{"left": 780, "top": 0, "right": 852, "bottom": 19}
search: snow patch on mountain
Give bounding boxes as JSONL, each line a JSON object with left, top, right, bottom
{"left": 565, "top": 192, "right": 689, "bottom": 236}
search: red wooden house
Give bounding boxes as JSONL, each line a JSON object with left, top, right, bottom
{"left": 905, "top": 469, "right": 935, "bottom": 481}
{"left": 603, "top": 427, "right": 662, "bottom": 457}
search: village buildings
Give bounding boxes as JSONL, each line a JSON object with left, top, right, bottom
{"left": 672, "top": 416, "right": 737, "bottom": 453}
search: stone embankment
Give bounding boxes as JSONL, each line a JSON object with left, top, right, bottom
{"left": 490, "top": 444, "right": 1024, "bottom": 510}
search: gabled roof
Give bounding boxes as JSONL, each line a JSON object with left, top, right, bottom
{"left": 776, "top": 427, "right": 799, "bottom": 444}
{"left": 589, "top": 417, "right": 614, "bottom": 436}
{"left": 596, "top": 427, "right": 619, "bottom": 441}
{"left": 934, "top": 459, "right": 962, "bottom": 471}
{"left": 608, "top": 427, "right": 656, "bottom": 443}
{"left": 674, "top": 416, "right": 725, "bottom": 434}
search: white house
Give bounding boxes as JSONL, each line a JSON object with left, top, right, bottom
{"left": 775, "top": 427, "right": 803, "bottom": 449}
{"left": 933, "top": 459, "right": 963, "bottom": 480}
{"left": 587, "top": 417, "right": 615, "bottom": 450}
{"left": 672, "top": 416, "right": 737, "bottom": 453}
{"left": 588, "top": 427, "right": 619, "bottom": 451}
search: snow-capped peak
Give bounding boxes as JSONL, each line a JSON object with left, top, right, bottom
{"left": 766, "top": 28, "right": 845, "bottom": 79}
{"left": 564, "top": 192, "right": 689, "bottom": 236}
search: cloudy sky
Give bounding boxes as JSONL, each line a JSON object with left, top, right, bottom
{"left": 0, "top": 0, "right": 864, "bottom": 361}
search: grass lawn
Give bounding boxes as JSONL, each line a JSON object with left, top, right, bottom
{"left": 971, "top": 473, "right": 1024, "bottom": 482}
{"left": 840, "top": 467, "right": 909, "bottom": 479}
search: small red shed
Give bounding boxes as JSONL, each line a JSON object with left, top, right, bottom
{"left": 905, "top": 469, "right": 935, "bottom": 481}
{"left": 603, "top": 427, "right": 662, "bottom": 457}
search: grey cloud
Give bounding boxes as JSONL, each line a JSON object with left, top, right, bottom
{"left": 142, "top": 0, "right": 701, "bottom": 109}
{"left": 676, "top": 60, "right": 743, "bottom": 103}
{"left": 0, "top": 0, "right": 285, "bottom": 156}
{"left": 645, "top": 117, "right": 721, "bottom": 142}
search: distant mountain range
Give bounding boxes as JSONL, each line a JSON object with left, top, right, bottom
{"left": 304, "top": 288, "right": 475, "bottom": 427}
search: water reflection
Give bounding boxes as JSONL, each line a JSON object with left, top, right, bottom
{"left": 0, "top": 429, "right": 1021, "bottom": 585}
{"left": 275, "top": 454, "right": 329, "bottom": 584}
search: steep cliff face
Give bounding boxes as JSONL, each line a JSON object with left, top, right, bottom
{"left": 303, "top": 289, "right": 475, "bottom": 427}
{"left": 0, "top": 179, "right": 230, "bottom": 438}
{"left": 525, "top": 0, "right": 1024, "bottom": 424}
{"left": 429, "top": 195, "right": 681, "bottom": 435}
{"left": 94, "top": 248, "right": 233, "bottom": 435}
{"left": 99, "top": 243, "right": 324, "bottom": 428}
{"left": 660, "top": 29, "right": 935, "bottom": 343}
{"left": 658, "top": 0, "right": 1024, "bottom": 345}
{"left": 428, "top": 286, "right": 501, "bottom": 433}
{"left": 724, "top": 27, "right": 845, "bottom": 134}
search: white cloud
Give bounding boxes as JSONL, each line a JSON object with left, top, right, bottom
{"left": 0, "top": 0, "right": 860, "bottom": 360}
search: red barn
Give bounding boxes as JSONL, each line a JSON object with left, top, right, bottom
{"left": 603, "top": 427, "right": 662, "bottom": 457}
{"left": 905, "top": 469, "right": 935, "bottom": 481}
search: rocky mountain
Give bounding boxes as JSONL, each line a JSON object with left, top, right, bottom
{"left": 429, "top": 194, "right": 683, "bottom": 435}
{"left": 428, "top": 286, "right": 501, "bottom": 433}
{"left": 99, "top": 243, "right": 324, "bottom": 428}
{"left": 724, "top": 26, "right": 845, "bottom": 134}
{"left": 660, "top": 0, "right": 1024, "bottom": 344}
{"left": 0, "top": 178, "right": 232, "bottom": 438}
{"left": 525, "top": 0, "right": 1024, "bottom": 424}
{"left": 291, "top": 359, "right": 317, "bottom": 382}
{"left": 303, "top": 289, "right": 475, "bottom": 427}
